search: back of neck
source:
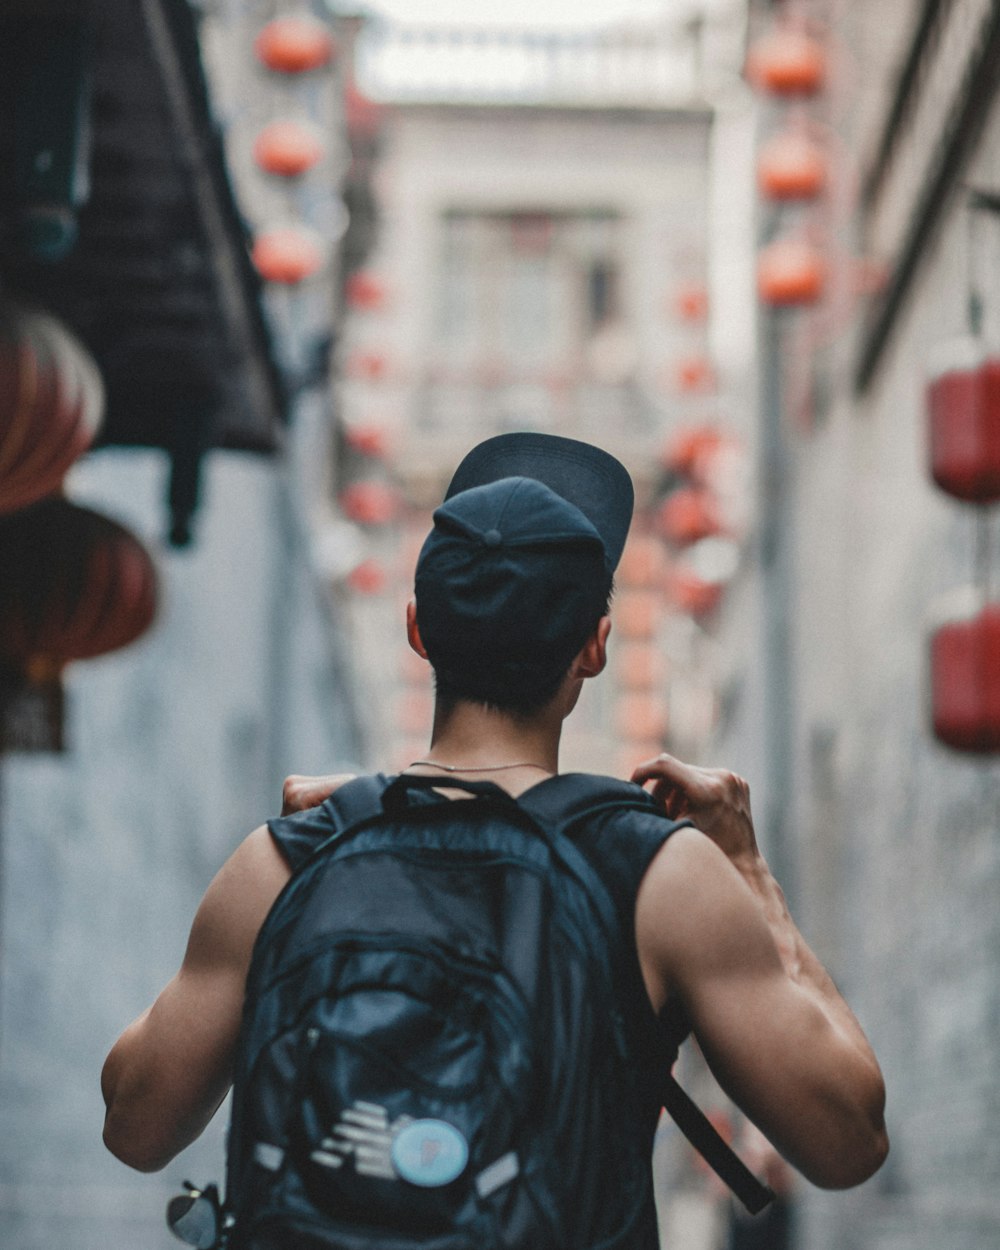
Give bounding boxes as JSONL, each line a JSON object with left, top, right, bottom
{"left": 415, "top": 697, "right": 561, "bottom": 791}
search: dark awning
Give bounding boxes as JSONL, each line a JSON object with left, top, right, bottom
{"left": 0, "top": 0, "right": 286, "bottom": 469}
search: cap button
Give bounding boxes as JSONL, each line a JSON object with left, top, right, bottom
{"left": 482, "top": 528, "right": 502, "bottom": 548}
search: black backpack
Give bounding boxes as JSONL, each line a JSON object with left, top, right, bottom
{"left": 221, "top": 773, "right": 772, "bottom": 1250}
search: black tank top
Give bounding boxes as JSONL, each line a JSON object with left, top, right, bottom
{"left": 266, "top": 775, "right": 691, "bottom": 1150}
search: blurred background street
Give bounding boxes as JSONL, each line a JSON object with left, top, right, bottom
{"left": 1, "top": 1, "right": 999, "bottom": 1246}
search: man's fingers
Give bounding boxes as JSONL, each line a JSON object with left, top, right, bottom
{"left": 630, "top": 753, "right": 708, "bottom": 810}
{"left": 630, "top": 754, "right": 699, "bottom": 820}
{"left": 630, "top": 751, "right": 696, "bottom": 789}
{"left": 281, "top": 773, "right": 356, "bottom": 816}
{"left": 630, "top": 753, "right": 760, "bottom": 864}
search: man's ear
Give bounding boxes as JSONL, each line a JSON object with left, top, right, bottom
{"left": 406, "top": 600, "right": 428, "bottom": 658}
{"left": 572, "top": 615, "right": 611, "bottom": 680}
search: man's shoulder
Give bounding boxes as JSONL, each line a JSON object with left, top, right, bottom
{"left": 636, "top": 826, "right": 771, "bottom": 972}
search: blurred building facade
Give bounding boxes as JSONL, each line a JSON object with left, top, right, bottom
{"left": 4, "top": 3, "right": 999, "bottom": 1250}
{"left": 334, "top": 5, "right": 758, "bottom": 794}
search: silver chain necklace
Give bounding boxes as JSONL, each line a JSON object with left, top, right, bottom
{"left": 408, "top": 759, "right": 551, "bottom": 774}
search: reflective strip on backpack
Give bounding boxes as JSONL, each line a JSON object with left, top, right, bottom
{"left": 475, "top": 1151, "right": 520, "bottom": 1198}
{"left": 253, "top": 1143, "right": 285, "bottom": 1172}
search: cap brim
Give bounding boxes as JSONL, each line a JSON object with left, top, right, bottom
{"left": 444, "top": 433, "right": 634, "bottom": 570}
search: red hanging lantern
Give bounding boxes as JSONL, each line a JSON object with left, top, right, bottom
{"left": 674, "top": 355, "right": 716, "bottom": 394}
{"left": 927, "top": 339, "right": 1000, "bottom": 503}
{"left": 253, "top": 119, "right": 325, "bottom": 178}
{"left": 346, "top": 558, "right": 387, "bottom": 595}
{"left": 662, "top": 425, "right": 726, "bottom": 478}
{"left": 674, "top": 283, "right": 708, "bottom": 323}
{"left": 758, "top": 130, "right": 827, "bottom": 201}
{"left": 665, "top": 537, "right": 739, "bottom": 618}
{"left": 657, "top": 488, "right": 724, "bottom": 547}
{"left": 345, "top": 271, "right": 388, "bottom": 311}
{"left": 0, "top": 497, "right": 157, "bottom": 679}
{"left": 758, "top": 238, "right": 825, "bottom": 306}
{"left": 252, "top": 226, "right": 325, "bottom": 284}
{"left": 345, "top": 351, "right": 389, "bottom": 382}
{"left": 1, "top": 312, "right": 103, "bottom": 515}
{"left": 666, "top": 567, "right": 723, "bottom": 618}
{"left": 344, "top": 424, "right": 390, "bottom": 459}
{"left": 339, "top": 480, "right": 401, "bottom": 526}
{"left": 746, "top": 27, "right": 826, "bottom": 97}
{"left": 930, "top": 605, "right": 1000, "bottom": 752}
{"left": 255, "top": 16, "right": 335, "bottom": 74}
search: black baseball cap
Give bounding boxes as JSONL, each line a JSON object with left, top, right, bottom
{"left": 444, "top": 432, "right": 634, "bottom": 572}
{"left": 414, "top": 434, "right": 634, "bottom": 705}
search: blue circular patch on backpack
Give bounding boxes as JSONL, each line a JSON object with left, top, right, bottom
{"left": 391, "top": 1119, "right": 468, "bottom": 1187}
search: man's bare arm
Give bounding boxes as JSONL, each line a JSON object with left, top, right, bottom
{"left": 632, "top": 754, "right": 888, "bottom": 1190}
{"left": 101, "top": 826, "right": 291, "bottom": 1171}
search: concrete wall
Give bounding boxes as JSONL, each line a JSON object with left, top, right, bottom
{"left": 0, "top": 445, "right": 361, "bottom": 1250}
{"left": 705, "top": 6, "right": 1000, "bottom": 1246}
{"left": 751, "top": 45, "right": 1000, "bottom": 1250}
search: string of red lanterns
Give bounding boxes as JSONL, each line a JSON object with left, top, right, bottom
{"left": 251, "top": 13, "right": 337, "bottom": 286}
{"left": 746, "top": 17, "right": 829, "bottom": 309}
{"left": 925, "top": 335, "right": 1000, "bottom": 752}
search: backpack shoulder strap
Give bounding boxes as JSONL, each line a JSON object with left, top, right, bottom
{"left": 515, "top": 774, "right": 649, "bottom": 943}
{"left": 517, "top": 771, "right": 666, "bottom": 832}
{"left": 516, "top": 772, "right": 687, "bottom": 953}
{"left": 307, "top": 772, "right": 517, "bottom": 862}
{"left": 519, "top": 773, "right": 775, "bottom": 1216}
{"left": 319, "top": 772, "right": 395, "bottom": 831}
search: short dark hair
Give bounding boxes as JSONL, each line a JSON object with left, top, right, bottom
{"left": 425, "top": 577, "right": 614, "bottom": 719}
